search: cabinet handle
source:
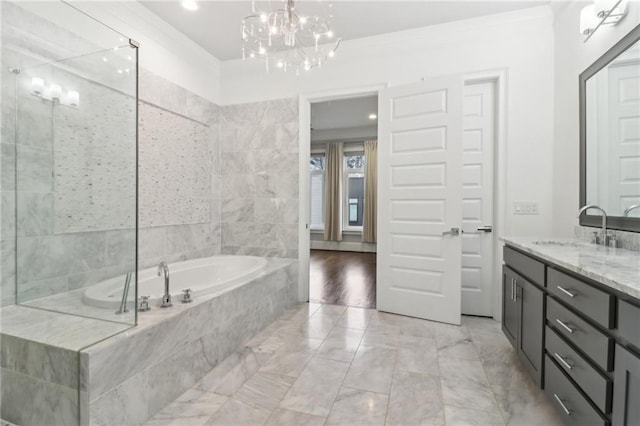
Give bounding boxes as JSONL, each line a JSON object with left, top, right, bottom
{"left": 556, "top": 286, "right": 576, "bottom": 298}
{"left": 511, "top": 278, "right": 514, "bottom": 301}
{"left": 553, "top": 394, "right": 572, "bottom": 416}
{"left": 554, "top": 352, "right": 574, "bottom": 370}
{"left": 556, "top": 318, "right": 575, "bottom": 334}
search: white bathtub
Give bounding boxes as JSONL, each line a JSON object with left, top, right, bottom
{"left": 83, "top": 256, "right": 268, "bottom": 309}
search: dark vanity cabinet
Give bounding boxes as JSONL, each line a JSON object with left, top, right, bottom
{"left": 613, "top": 345, "right": 640, "bottom": 426}
{"left": 502, "top": 248, "right": 544, "bottom": 386}
{"left": 613, "top": 300, "right": 640, "bottom": 426}
{"left": 502, "top": 244, "right": 640, "bottom": 426}
{"left": 502, "top": 266, "right": 518, "bottom": 346}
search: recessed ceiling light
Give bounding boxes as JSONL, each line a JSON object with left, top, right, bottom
{"left": 181, "top": 0, "right": 198, "bottom": 11}
{"left": 369, "top": 113, "right": 377, "bottom": 120}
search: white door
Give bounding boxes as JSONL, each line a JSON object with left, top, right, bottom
{"left": 461, "top": 82, "right": 495, "bottom": 317}
{"left": 377, "top": 75, "right": 464, "bottom": 325}
{"left": 607, "top": 62, "right": 640, "bottom": 214}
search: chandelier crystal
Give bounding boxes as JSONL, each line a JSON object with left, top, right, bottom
{"left": 241, "top": 0, "right": 341, "bottom": 74}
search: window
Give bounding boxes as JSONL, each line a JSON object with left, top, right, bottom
{"left": 344, "top": 154, "right": 365, "bottom": 230}
{"left": 309, "top": 155, "right": 325, "bottom": 230}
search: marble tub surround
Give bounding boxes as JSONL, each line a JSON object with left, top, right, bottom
{"left": 575, "top": 225, "right": 640, "bottom": 252}
{"left": 143, "top": 303, "right": 563, "bottom": 426}
{"left": 0, "top": 306, "right": 132, "bottom": 426}
{"left": 220, "top": 98, "right": 299, "bottom": 259}
{"left": 501, "top": 236, "right": 640, "bottom": 299}
{"left": 86, "top": 258, "right": 298, "bottom": 426}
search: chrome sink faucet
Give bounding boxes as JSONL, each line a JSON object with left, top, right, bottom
{"left": 624, "top": 204, "right": 640, "bottom": 217}
{"left": 158, "top": 262, "right": 172, "bottom": 308}
{"left": 577, "top": 204, "right": 611, "bottom": 246}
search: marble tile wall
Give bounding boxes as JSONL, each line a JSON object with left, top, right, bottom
{"left": 219, "top": 98, "right": 299, "bottom": 259}
{"left": 86, "top": 259, "right": 298, "bottom": 426}
{"left": 575, "top": 225, "right": 640, "bottom": 251}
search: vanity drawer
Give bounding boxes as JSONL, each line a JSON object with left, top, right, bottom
{"left": 547, "top": 268, "right": 614, "bottom": 329}
{"left": 545, "top": 326, "right": 611, "bottom": 413}
{"left": 544, "top": 354, "right": 607, "bottom": 426}
{"left": 547, "top": 298, "right": 613, "bottom": 371}
{"left": 618, "top": 300, "right": 640, "bottom": 351}
{"left": 504, "top": 246, "right": 545, "bottom": 286}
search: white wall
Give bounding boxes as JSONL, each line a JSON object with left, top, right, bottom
{"left": 551, "top": 1, "right": 639, "bottom": 236}
{"left": 18, "top": 1, "right": 222, "bottom": 104}
{"left": 222, "top": 6, "right": 556, "bottom": 239}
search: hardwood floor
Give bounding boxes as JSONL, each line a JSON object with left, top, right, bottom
{"left": 309, "top": 250, "right": 376, "bottom": 309}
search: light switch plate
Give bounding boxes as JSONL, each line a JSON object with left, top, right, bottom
{"left": 514, "top": 201, "right": 539, "bottom": 215}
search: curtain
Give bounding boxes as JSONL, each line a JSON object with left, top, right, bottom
{"left": 363, "top": 140, "right": 377, "bottom": 243}
{"left": 324, "top": 142, "right": 343, "bottom": 241}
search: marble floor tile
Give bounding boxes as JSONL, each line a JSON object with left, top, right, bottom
{"left": 441, "top": 380, "right": 500, "bottom": 414}
{"left": 360, "top": 328, "right": 399, "bottom": 348}
{"left": 145, "top": 306, "right": 564, "bottom": 426}
{"left": 335, "top": 307, "right": 375, "bottom": 330}
{"left": 315, "top": 326, "right": 364, "bottom": 363}
{"left": 204, "top": 398, "right": 272, "bottom": 426}
{"left": 444, "top": 405, "right": 505, "bottom": 426}
{"left": 234, "top": 372, "right": 295, "bottom": 410}
{"left": 386, "top": 370, "right": 444, "bottom": 426}
{"left": 395, "top": 337, "right": 439, "bottom": 375}
{"left": 316, "top": 304, "right": 348, "bottom": 316}
{"left": 462, "top": 316, "right": 501, "bottom": 333}
{"left": 438, "top": 356, "right": 491, "bottom": 390}
{"left": 435, "top": 325, "right": 480, "bottom": 361}
{"left": 343, "top": 345, "right": 396, "bottom": 394}
{"left": 145, "top": 389, "right": 227, "bottom": 426}
{"left": 257, "top": 336, "right": 322, "bottom": 378}
{"left": 264, "top": 408, "right": 325, "bottom": 426}
{"left": 279, "top": 357, "right": 350, "bottom": 417}
{"left": 299, "top": 312, "right": 341, "bottom": 340}
{"left": 325, "top": 386, "right": 388, "bottom": 426}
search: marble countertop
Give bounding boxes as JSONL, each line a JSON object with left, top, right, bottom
{"left": 501, "top": 237, "right": 640, "bottom": 300}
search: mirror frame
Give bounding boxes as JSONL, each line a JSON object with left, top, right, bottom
{"left": 579, "top": 23, "right": 640, "bottom": 233}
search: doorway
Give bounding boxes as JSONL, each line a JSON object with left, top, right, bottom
{"left": 307, "top": 95, "right": 378, "bottom": 309}
{"left": 298, "top": 76, "right": 502, "bottom": 322}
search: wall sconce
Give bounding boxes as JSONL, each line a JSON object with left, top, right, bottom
{"left": 31, "top": 77, "right": 80, "bottom": 108}
{"left": 31, "top": 77, "right": 44, "bottom": 96}
{"left": 581, "top": 0, "right": 629, "bottom": 41}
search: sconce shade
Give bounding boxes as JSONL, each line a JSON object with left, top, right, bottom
{"left": 580, "top": 5, "right": 598, "bottom": 35}
{"left": 595, "top": 0, "right": 617, "bottom": 17}
{"left": 49, "top": 84, "right": 62, "bottom": 102}
{"left": 67, "top": 90, "right": 80, "bottom": 107}
{"left": 31, "top": 77, "right": 44, "bottom": 95}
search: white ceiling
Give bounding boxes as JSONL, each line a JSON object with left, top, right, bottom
{"left": 311, "top": 95, "right": 378, "bottom": 131}
{"left": 141, "top": 1, "right": 548, "bottom": 61}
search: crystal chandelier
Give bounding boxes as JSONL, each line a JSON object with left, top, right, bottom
{"left": 241, "top": 0, "right": 341, "bottom": 74}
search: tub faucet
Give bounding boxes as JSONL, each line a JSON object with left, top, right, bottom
{"left": 158, "top": 262, "right": 172, "bottom": 308}
{"left": 623, "top": 204, "right": 640, "bottom": 217}
{"left": 577, "top": 204, "right": 609, "bottom": 246}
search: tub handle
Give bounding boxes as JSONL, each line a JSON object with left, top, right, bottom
{"left": 138, "top": 296, "right": 151, "bottom": 312}
{"left": 181, "top": 289, "right": 193, "bottom": 304}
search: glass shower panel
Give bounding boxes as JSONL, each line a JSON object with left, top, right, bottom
{"left": 14, "top": 36, "right": 138, "bottom": 326}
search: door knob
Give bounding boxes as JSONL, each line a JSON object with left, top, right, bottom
{"left": 442, "top": 227, "right": 460, "bottom": 236}
{"left": 462, "top": 225, "right": 493, "bottom": 235}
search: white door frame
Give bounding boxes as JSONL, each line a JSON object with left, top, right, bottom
{"left": 297, "top": 71, "right": 507, "bottom": 323}
{"left": 297, "top": 84, "right": 386, "bottom": 303}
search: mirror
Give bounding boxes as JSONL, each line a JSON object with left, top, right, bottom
{"left": 580, "top": 24, "right": 640, "bottom": 232}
